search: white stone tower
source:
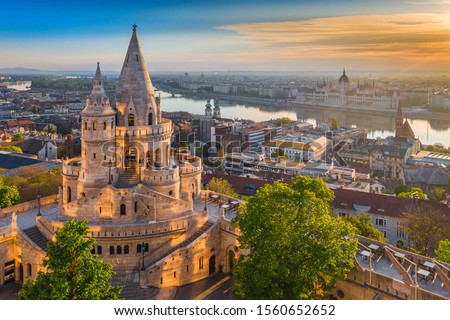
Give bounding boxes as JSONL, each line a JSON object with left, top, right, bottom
{"left": 213, "top": 99, "right": 221, "bottom": 118}
{"left": 77, "top": 62, "right": 116, "bottom": 196}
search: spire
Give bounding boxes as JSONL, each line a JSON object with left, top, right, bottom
{"left": 116, "top": 24, "right": 157, "bottom": 123}
{"left": 395, "top": 104, "right": 404, "bottom": 138}
{"left": 343, "top": 67, "right": 345, "bottom": 76}
{"left": 81, "top": 63, "right": 115, "bottom": 116}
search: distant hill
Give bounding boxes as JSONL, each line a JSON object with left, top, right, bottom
{"left": 0, "top": 67, "right": 119, "bottom": 77}
{"left": 0, "top": 67, "right": 44, "bottom": 75}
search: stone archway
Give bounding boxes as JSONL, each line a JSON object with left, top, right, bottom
{"left": 209, "top": 255, "right": 216, "bottom": 275}
{"left": 228, "top": 250, "right": 235, "bottom": 273}
{"left": 125, "top": 147, "right": 138, "bottom": 169}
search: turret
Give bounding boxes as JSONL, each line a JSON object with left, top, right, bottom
{"left": 213, "top": 99, "right": 221, "bottom": 118}
{"left": 205, "top": 99, "right": 212, "bottom": 118}
{"left": 78, "top": 63, "right": 117, "bottom": 194}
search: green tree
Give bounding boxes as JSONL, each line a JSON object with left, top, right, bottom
{"left": 18, "top": 219, "right": 122, "bottom": 300}
{"left": 206, "top": 177, "right": 238, "bottom": 198}
{"left": 394, "top": 184, "right": 408, "bottom": 196}
{"left": 233, "top": 176, "right": 358, "bottom": 299}
{"left": 427, "top": 187, "right": 448, "bottom": 202}
{"left": 0, "top": 146, "right": 23, "bottom": 153}
{"left": 12, "top": 133, "right": 25, "bottom": 141}
{"left": 435, "top": 239, "right": 450, "bottom": 263}
{"left": 398, "top": 187, "right": 426, "bottom": 200}
{"left": 280, "top": 117, "right": 292, "bottom": 124}
{"left": 343, "top": 212, "right": 385, "bottom": 242}
{"left": 330, "top": 117, "right": 339, "bottom": 131}
{"left": 270, "top": 148, "right": 285, "bottom": 158}
{"left": 404, "top": 203, "right": 450, "bottom": 256}
{"left": 0, "top": 178, "right": 20, "bottom": 208}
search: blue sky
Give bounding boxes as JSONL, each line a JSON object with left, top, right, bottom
{"left": 2, "top": 0, "right": 450, "bottom": 72}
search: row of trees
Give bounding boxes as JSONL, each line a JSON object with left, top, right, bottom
{"left": 1, "top": 167, "right": 62, "bottom": 203}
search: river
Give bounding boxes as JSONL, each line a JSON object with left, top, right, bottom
{"left": 158, "top": 91, "right": 450, "bottom": 147}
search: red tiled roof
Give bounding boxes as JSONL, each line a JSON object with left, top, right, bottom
{"left": 6, "top": 119, "right": 34, "bottom": 127}
{"left": 331, "top": 188, "right": 450, "bottom": 218}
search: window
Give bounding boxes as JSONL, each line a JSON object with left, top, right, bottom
{"left": 110, "top": 246, "right": 115, "bottom": 255}
{"left": 145, "top": 243, "right": 149, "bottom": 252}
{"left": 199, "top": 256, "right": 204, "bottom": 269}
{"left": 338, "top": 212, "right": 347, "bottom": 217}
{"left": 103, "top": 122, "right": 107, "bottom": 130}
{"left": 111, "top": 119, "right": 114, "bottom": 128}
{"left": 148, "top": 113, "right": 153, "bottom": 125}
{"left": 117, "top": 246, "right": 122, "bottom": 255}
{"left": 382, "top": 230, "right": 387, "bottom": 238}
{"left": 128, "top": 114, "right": 135, "bottom": 126}
{"left": 93, "top": 121, "right": 97, "bottom": 130}
{"left": 97, "top": 246, "right": 102, "bottom": 255}
{"left": 124, "top": 245, "right": 129, "bottom": 254}
{"left": 134, "top": 201, "right": 138, "bottom": 213}
{"left": 137, "top": 244, "right": 142, "bottom": 253}
{"left": 27, "top": 264, "right": 32, "bottom": 277}
{"left": 93, "top": 153, "right": 96, "bottom": 159}
{"left": 120, "top": 204, "right": 126, "bottom": 216}
{"left": 84, "top": 122, "right": 87, "bottom": 130}
{"left": 186, "top": 265, "right": 189, "bottom": 272}
{"left": 375, "top": 218, "right": 386, "bottom": 226}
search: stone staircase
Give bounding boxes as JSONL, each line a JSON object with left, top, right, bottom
{"left": 111, "top": 273, "right": 159, "bottom": 300}
{"left": 145, "top": 220, "right": 214, "bottom": 270}
{"left": 115, "top": 169, "right": 139, "bottom": 188}
{"left": 23, "top": 226, "right": 50, "bottom": 251}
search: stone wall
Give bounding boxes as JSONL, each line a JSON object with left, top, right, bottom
{"left": 0, "top": 195, "right": 58, "bottom": 217}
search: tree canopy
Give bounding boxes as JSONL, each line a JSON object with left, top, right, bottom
{"left": 435, "top": 239, "right": 450, "bottom": 263}
{"left": 0, "top": 145, "right": 23, "bottom": 153}
{"left": 398, "top": 187, "right": 426, "bottom": 200}
{"left": 280, "top": 117, "right": 292, "bottom": 124}
{"left": 233, "top": 176, "right": 358, "bottom": 299}
{"left": 206, "top": 177, "right": 238, "bottom": 198}
{"left": 0, "top": 178, "right": 20, "bottom": 208}
{"left": 330, "top": 117, "right": 339, "bottom": 131}
{"left": 404, "top": 203, "right": 450, "bottom": 256}
{"left": 343, "top": 212, "right": 385, "bottom": 242}
{"left": 12, "top": 133, "right": 25, "bottom": 141}
{"left": 18, "top": 219, "right": 122, "bottom": 300}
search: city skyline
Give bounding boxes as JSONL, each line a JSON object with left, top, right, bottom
{"left": 3, "top": 1, "right": 450, "bottom": 73}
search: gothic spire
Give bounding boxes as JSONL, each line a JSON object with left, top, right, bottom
{"left": 81, "top": 63, "right": 115, "bottom": 116}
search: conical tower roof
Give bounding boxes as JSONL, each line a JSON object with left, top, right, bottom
{"left": 81, "top": 62, "right": 115, "bottom": 116}
{"left": 115, "top": 24, "right": 156, "bottom": 121}
{"left": 401, "top": 120, "right": 415, "bottom": 139}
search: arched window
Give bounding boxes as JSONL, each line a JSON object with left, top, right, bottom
{"left": 148, "top": 113, "right": 153, "bottom": 125}
{"left": 84, "top": 121, "right": 87, "bottom": 130}
{"left": 103, "top": 121, "right": 107, "bottom": 130}
{"left": 111, "top": 119, "right": 114, "bottom": 128}
{"left": 199, "top": 256, "right": 204, "bottom": 269}
{"left": 117, "top": 246, "right": 122, "bottom": 255}
{"left": 120, "top": 204, "right": 126, "bottom": 216}
{"left": 27, "top": 263, "right": 32, "bottom": 277}
{"left": 67, "top": 186, "right": 71, "bottom": 203}
{"left": 91, "top": 248, "right": 95, "bottom": 254}
{"left": 92, "top": 121, "right": 97, "bottom": 130}
{"left": 97, "top": 246, "right": 102, "bottom": 255}
{"left": 110, "top": 246, "right": 115, "bottom": 255}
{"left": 124, "top": 245, "right": 129, "bottom": 254}
{"left": 145, "top": 243, "right": 149, "bottom": 252}
{"left": 137, "top": 244, "right": 142, "bottom": 253}
{"left": 128, "top": 114, "right": 135, "bottom": 126}
{"left": 134, "top": 201, "right": 138, "bottom": 213}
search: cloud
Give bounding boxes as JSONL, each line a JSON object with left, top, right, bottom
{"left": 218, "top": 13, "right": 450, "bottom": 71}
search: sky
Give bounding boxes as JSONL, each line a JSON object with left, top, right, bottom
{"left": 2, "top": 0, "right": 450, "bottom": 72}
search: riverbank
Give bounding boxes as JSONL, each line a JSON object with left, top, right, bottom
{"left": 155, "top": 83, "right": 450, "bottom": 122}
